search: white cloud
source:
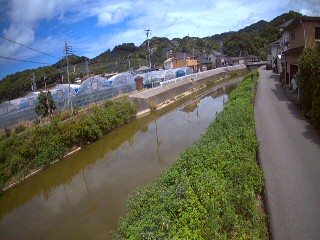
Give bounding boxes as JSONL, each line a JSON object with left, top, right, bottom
{"left": 1, "top": 0, "right": 320, "bottom": 79}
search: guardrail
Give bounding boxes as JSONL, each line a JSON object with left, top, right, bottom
{"left": 160, "top": 64, "right": 245, "bottom": 87}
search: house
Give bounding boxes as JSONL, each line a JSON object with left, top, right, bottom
{"left": 279, "top": 19, "right": 295, "bottom": 53}
{"left": 163, "top": 57, "right": 173, "bottom": 69}
{"left": 244, "top": 55, "right": 259, "bottom": 65}
{"left": 197, "top": 53, "right": 213, "bottom": 71}
{"left": 172, "top": 52, "right": 190, "bottom": 68}
{"left": 267, "top": 39, "right": 281, "bottom": 73}
{"left": 280, "top": 16, "right": 320, "bottom": 84}
{"left": 166, "top": 52, "right": 199, "bottom": 72}
{"left": 228, "top": 57, "right": 245, "bottom": 66}
{"left": 207, "top": 52, "right": 227, "bottom": 68}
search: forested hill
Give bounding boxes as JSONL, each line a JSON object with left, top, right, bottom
{"left": 0, "top": 10, "right": 302, "bottom": 103}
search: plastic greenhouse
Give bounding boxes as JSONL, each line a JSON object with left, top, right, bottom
{"left": 108, "top": 72, "right": 136, "bottom": 87}
{"left": 77, "top": 75, "right": 112, "bottom": 95}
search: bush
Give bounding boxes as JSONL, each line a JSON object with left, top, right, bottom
{"left": 15, "top": 125, "right": 27, "bottom": 134}
{"left": 298, "top": 45, "right": 320, "bottom": 128}
{"left": 0, "top": 100, "right": 136, "bottom": 189}
{"left": 114, "top": 72, "right": 268, "bottom": 239}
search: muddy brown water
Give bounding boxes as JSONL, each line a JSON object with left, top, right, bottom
{"left": 0, "top": 83, "right": 235, "bottom": 240}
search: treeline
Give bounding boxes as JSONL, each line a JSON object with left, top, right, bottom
{"left": 0, "top": 99, "right": 136, "bottom": 190}
{"left": 114, "top": 72, "right": 268, "bottom": 239}
{"left": 0, "top": 11, "right": 303, "bottom": 103}
{"left": 298, "top": 45, "right": 320, "bottom": 128}
{"left": 0, "top": 55, "right": 87, "bottom": 103}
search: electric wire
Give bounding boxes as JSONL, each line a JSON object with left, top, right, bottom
{"left": 0, "top": 35, "right": 60, "bottom": 59}
{"left": 0, "top": 55, "right": 51, "bottom": 65}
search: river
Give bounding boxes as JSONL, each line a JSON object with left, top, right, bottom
{"left": 0, "top": 83, "right": 235, "bottom": 240}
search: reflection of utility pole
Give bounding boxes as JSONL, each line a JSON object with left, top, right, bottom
{"left": 145, "top": 29, "right": 152, "bottom": 68}
{"left": 154, "top": 120, "right": 162, "bottom": 163}
{"left": 196, "top": 106, "right": 200, "bottom": 126}
{"left": 82, "top": 170, "right": 93, "bottom": 208}
{"left": 63, "top": 184, "right": 70, "bottom": 203}
{"left": 65, "top": 40, "right": 73, "bottom": 113}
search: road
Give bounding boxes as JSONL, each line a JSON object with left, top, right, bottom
{"left": 255, "top": 67, "right": 320, "bottom": 240}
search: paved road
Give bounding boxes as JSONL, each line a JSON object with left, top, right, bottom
{"left": 255, "top": 67, "right": 320, "bottom": 240}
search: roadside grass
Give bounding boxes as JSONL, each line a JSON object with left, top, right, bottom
{"left": 114, "top": 71, "right": 269, "bottom": 239}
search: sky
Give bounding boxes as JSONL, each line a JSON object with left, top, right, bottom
{"left": 0, "top": 0, "right": 319, "bottom": 79}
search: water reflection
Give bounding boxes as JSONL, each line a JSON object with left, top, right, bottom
{"left": 0, "top": 83, "right": 236, "bottom": 240}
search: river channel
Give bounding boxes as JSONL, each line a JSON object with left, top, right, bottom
{"left": 0, "top": 82, "right": 236, "bottom": 240}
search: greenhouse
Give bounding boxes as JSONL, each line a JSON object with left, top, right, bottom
{"left": 108, "top": 72, "right": 136, "bottom": 87}
{"left": 137, "top": 69, "right": 175, "bottom": 84}
{"left": 77, "top": 75, "right": 112, "bottom": 95}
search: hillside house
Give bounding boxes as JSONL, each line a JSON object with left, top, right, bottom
{"left": 228, "top": 57, "right": 245, "bottom": 66}
{"left": 198, "top": 53, "right": 213, "bottom": 71}
{"left": 267, "top": 39, "right": 281, "bottom": 73}
{"left": 207, "top": 52, "right": 227, "bottom": 68}
{"left": 172, "top": 52, "right": 190, "bottom": 68}
{"left": 280, "top": 16, "right": 320, "bottom": 84}
{"left": 244, "top": 55, "right": 259, "bottom": 65}
{"left": 163, "top": 57, "right": 173, "bottom": 69}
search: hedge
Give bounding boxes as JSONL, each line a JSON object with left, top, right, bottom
{"left": 0, "top": 100, "right": 136, "bottom": 189}
{"left": 114, "top": 72, "right": 268, "bottom": 239}
{"left": 297, "top": 45, "right": 320, "bottom": 128}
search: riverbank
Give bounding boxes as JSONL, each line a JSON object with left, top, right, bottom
{"left": 0, "top": 68, "right": 248, "bottom": 192}
{"left": 115, "top": 72, "right": 269, "bottom": 239}
{"left": 0, "top": 100, "right": 136, "bottom": 191}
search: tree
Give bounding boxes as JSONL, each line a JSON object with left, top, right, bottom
{"left": 297, "top": 44, "right": 320, "bottom": 128}
{"left": 35, "top": 91, "right": 57, "bottom": 118}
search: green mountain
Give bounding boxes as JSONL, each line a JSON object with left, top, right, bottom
{"left": 0, "top": 11, "right": 303, "bottom": 103}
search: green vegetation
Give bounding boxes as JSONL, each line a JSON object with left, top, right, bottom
{"left": 297, "top": 45, "right": 320, "bottom": 128}
{"left": 115, "top": 72, "right": 268, "bottom": 239}
{"left": 0, "top": 100, "right": 136, "bottom": 190}
{"left": 35, "top": 91, "right": 57, "bottom": 118}
{"left": 0, "top": 55, "right": 87, "bottom": 103}
{"left": 222, "top": 11, "right": 302, "bottom": 58}
{"left": 0, "top": 11, "right": 303, "bottom": 104}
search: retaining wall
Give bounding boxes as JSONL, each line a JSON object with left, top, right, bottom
{"left": 130, "top": 65, "right": 247, "bottom": 113}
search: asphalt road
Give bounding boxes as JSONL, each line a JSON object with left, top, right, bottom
{"left": 255, "top": 67, "right": 320, "bottom": 240}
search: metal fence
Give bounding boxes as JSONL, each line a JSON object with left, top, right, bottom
{"left": 0, "top": 83, "right": 136, "bottom": 129}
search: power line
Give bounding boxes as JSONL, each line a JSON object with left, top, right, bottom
{"left": 0, "top": 55, "right": 51, "bottom": 65}
{"left": 0, "top": 35, "right": 60, "bottom": 59}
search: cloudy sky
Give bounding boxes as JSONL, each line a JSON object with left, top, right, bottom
{"left": 0, "top": 0, "right": 319, "bottom": 79}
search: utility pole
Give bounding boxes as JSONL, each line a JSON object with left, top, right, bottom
{"left": 43, "top": 76, "right": 47, "bottom": 89}
{"left": 31, "top": 72, "right": 37, "bottom": 91}
{"left": 145, "top": 29, "right": 152, "bottom": 68}
{"left": 65, "top": 40, "right": 73, "bottom": 113}
{"left": 128, "top": 55, "right": 131, "bottom": 69}
{"left": 85, "top": 58, "right": 89, "bottom": 77}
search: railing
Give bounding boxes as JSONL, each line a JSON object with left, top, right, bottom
{"left": 160, "top": 64, "right": 245, "bottom": 87}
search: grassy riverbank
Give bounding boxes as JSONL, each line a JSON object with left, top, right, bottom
{"left": 0, "top": 100, "right": 136, "bottom": 190}
{"left": 115, "top": 72, "right": 269, "bottom": 239}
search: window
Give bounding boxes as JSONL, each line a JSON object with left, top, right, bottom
{"left": 291, "top": 32, "right": 295, "bottom": 42}
{"left": 315, "top": 27, "right": 320, "bottom": 40}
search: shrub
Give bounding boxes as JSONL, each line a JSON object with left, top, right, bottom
{"left": 15, "top": 124, "right": 27, "bottom": 134}
{"left": 298, "top": 45, "right": 320, "bottom": 128}
{"left": 114, "top": 72, "right": 268, "bottom": 239}
{"left": 0, "top": 100, "right": 136, "bottom": 189}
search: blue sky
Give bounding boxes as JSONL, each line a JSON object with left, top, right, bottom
{"left": 0, "top": 0, "right": 319, "bottom": 79}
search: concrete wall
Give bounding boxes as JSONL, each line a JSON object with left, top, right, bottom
{"left": 130, "top": 66, "right": 247, "bottom": 113}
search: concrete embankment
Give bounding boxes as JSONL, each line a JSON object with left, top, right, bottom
{"left": 130, "top": 65, "right": 247, "bottom": 115}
